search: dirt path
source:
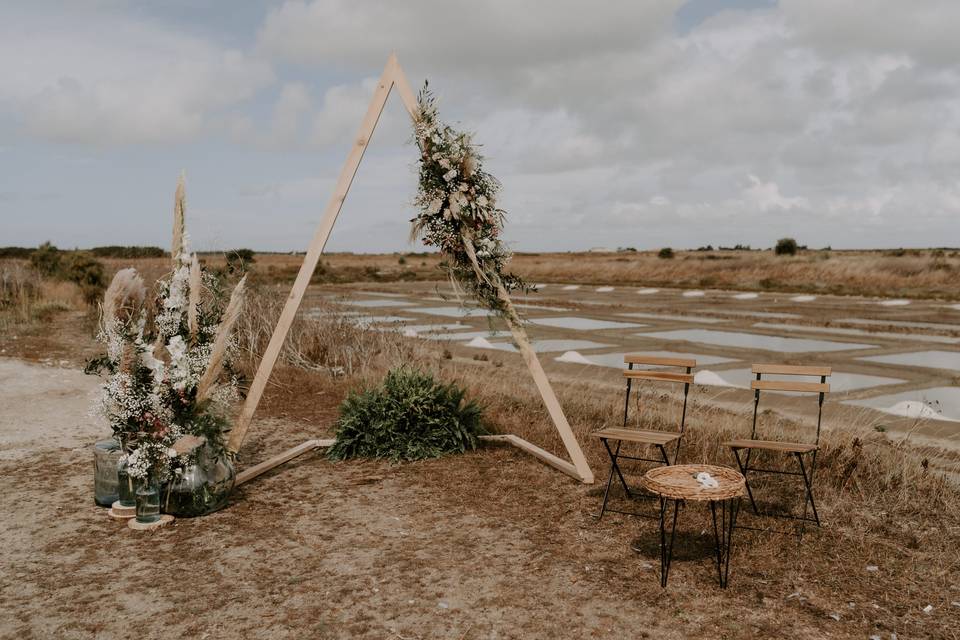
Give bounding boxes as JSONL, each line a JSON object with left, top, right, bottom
{"left": 2, "top": 357, "right": 957, "bottom": 639}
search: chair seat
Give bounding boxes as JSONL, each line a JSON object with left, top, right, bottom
{"left": 593, "top": 428, "right": 681, "bottom": 446}
{"left": 723, "top": 438, "right": 818, "bottom": 453}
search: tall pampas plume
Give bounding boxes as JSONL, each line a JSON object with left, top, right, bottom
{"left": 172, "top": 174, "right": 186, "bottom": 266}
{"left": 187, "top": 253, "right": 202, "bottom": 340}
{"left": 102, "top": 268, "right": 147, "bottom": 328}
{"left": 195, "top": 275, "right": 246, "bottom": 402}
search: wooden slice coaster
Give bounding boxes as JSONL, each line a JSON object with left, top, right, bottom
{"left": 127, "top": 514, "right": 175, "bottom": 531}
{"left": 109, "top": 502, "right": 136, "bottom": 519}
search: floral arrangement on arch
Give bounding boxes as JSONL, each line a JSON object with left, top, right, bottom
{"left": 90, "top": 178, "right": 246, "bottom": 483}
{"left": 411, "top": 83, "right": 530, "bottom": 318}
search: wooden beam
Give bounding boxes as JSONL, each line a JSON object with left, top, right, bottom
{"left": 227, "top": 55, "right": 402, "bottom": 453}
{"left": 234, "top": 438, "right": 336, "bottom": 486}
{"left": 495, "top": 281, "right": 594, "bottom": 484}
{"left": 478, "top": 434, "right": 580, "bottom": 480}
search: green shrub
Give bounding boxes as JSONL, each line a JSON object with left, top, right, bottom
{"left": 225, "top": 249, "right": 256, "bottom": 274}
{"left": 29, "top": 242, "right": 61, "bottom": 276}
{"left": 328, "top": 367, "right": 485, "bottom": 462}
{"left": 62, "top": 252, "right": 106, "bottom": 305}
{"left": 658, "top": 247, "right": 674, "bottom": 259}
{"left": 90, "top": 246, "right": 166, "bottom": 258}
{"left": 775, "top": 237, "right": 798, "bottom": 256}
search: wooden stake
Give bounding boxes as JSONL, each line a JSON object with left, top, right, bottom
{"left": 234, "top": 439, "right": 335, "bottom": 486}
{"left": 227, "top": 55, "right": 401, "bottom": 453}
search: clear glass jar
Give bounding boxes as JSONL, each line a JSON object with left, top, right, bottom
{"left": 164, "top": 447, "right": 236, "bottom": 517}
{"left": 135, "top": 474, "right": 161, "bottom": 524}
{"left": 93, "top": 439, "right": 121, "bottom": 507}
{"left": 116, "top": 456, "right": 137, "bottom": 508}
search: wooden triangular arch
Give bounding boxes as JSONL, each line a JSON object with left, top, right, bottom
{"left": 228, "top": 54, "right": 594, "bottom": 485}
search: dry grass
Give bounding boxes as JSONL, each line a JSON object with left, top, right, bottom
{"left": 0, "top": 261, "right": 86, "bottom": 328}
{"left": 37, "top": 247, "right": 960, "bottom": 301}
{"left": 222, "top": 291, "right": 960, "bottom": 637}
{"left": 2, "top": 270, "right": 959, "bottom": 637}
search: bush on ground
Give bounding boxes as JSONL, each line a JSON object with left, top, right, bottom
{"left": 328, "top": 366, "right": 485, "bottom": 462}
{"left": 658, "top": 247, "right": 674, "bottom": 259}
{"left": 29, "top": 242, "right": 62, "bottom": 276}
{"left": 225, "top": 249, "right": 256, "bottom": 274}
{"left": 61, "top": 252, "right": 106, "bottom": 305}
{"left": 775, "top": 237, "right": 798, "bottom": 256}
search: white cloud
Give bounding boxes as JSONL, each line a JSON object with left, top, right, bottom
{"left": 0, "top": 9, "right": 273, "bottom": 145}
{"left": 743, "top": 175, "right": 808, "bottom": 212}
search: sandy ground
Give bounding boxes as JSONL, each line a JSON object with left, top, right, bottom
{"left": 2, "top": 356, "right": 959, "bottom": 639}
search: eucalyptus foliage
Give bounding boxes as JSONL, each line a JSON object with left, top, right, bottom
{"left": 328, "top": 367, "right": 485, "bottom": 462}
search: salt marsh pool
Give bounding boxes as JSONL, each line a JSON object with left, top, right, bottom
{"left": 410, "top": 306, "right": 496, "bottom": 318}
{"left": 343, "top": 299, "right": 415, "bottom": 308}
{"left": 619, "top": 312, "right": 727, "bottom": 324}
{"left": 530, "top": 317, "right": 645, "bottom": 331}
{"left": 857, "top": 350, "right": 960, "bottom": 372}
{"left": 753, "top": 323, "right": 960, "bottom": 345}
{"left": 555, "top": 350, "right": 737, "bottom": 369}
{"left": 636, "top": 329, "right": 876, "bottom": 353}
{"left": 845, "top": 387, "right": 960, "bottom": 422}
{"left": 474, "top": 339, "right": 613, "bottom": 353}
{"left": 693, "top": 368, "right": 906, "bottom": 393}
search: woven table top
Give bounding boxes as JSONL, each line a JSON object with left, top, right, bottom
{"left": 641, "top": 464, "right": 746, "bottom": 501}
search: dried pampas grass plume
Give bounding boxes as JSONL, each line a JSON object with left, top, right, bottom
{"left": 187, "top": 253, "right": 202, "bottom": 340}
{"left": 172, "top": 174, "right": 186, "bottom": 265}
{"left": 195, "top": 275, "right": 246, "bottom": 402}
{"left": 102, "top": 268, "right": 146, "bottom": 327}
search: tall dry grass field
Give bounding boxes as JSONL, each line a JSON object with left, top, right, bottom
{"left": 194, "top": 248, "right": 960, "bottom": 299}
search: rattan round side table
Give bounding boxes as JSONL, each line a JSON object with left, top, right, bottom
{"left": 640, "top": 464, "right": 746, "bottom": 588}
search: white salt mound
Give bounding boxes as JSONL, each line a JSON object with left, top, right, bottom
{"left": 402, "top": 328, "right": 419, "bottom": 337}
{"left": 947, "top": 304, "right": 960, "bottom": 311}
{"left": 733, "top": 293, "right": 759, "bottom": 300}
{"left": 881, "top": 401, "right": 943, "bottom": 420}
{"left": 638, "top": 288, "right": 659, "bottom": 295}
{"left": 466, "top": 336, "right": 496, "bottom": 349}
{"left": 683, "top": 290, "right": 705, "bottom": 298}
{"left": 880, "top": 299, "right": 910, "bottom": 306}
{"left": 562, "top": 285, "right": 580, "bottom": 290}
{"left": 694, "top": 371, "right": 739, "bottom": 387}
{"left": 555, "top": 350, "right": 595, "bottom": 365}
{"left": 596, "top": 286, "right": 614, "bottom": 292}
{"left": 791, "top": 295, "right": 817, "bottom": 302}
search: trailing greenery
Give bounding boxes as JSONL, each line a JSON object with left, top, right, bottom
{"left": 412, "top": 83, "right": 530, "bottom": 319}
{"left": 328, "top": 366, "right": 485, "bottom": 462}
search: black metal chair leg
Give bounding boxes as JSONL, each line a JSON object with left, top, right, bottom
{"left": 795, "top": 452, "right": 820, "bottom": 527}
{"left": 732, "top": 448, "right": 760, "bottom": 516}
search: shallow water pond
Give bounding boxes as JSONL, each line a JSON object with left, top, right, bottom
{"left": 480, "top": 339, "right": 613, "bottom": 353}
{"left": 410, "top": 306, "right": 496, "bottom": 318}
{"left": 530, "top": 316, "right": 645, "bottom": 331}
{"left": 754, "top": 322, "right": 959, "bottom": 345}
{"left": 694, "top": 368, "right": 906, "bottom": 393}
{"left": 557, "top": 350, "right": 737, "bottom": 369}
{"left": 845, "top": 387, "right": 960, "bottom": 422}
{"left": 857, "top": 350, "right": 960, "bottom": 371}
{"left": 636, "top": 329, "right": 876, "bottom": 353}
{"left": 343, "top": 299, "right": 415, "bottom": 308}
{"left": 619, "top": 312, "right": 727, "bottom": 324}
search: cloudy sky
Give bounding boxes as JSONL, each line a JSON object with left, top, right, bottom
{"left": 1, "top": 0, "right": 958, "bottom": 252}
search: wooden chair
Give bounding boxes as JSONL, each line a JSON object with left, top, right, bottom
{"left": 593, "top": 355, "right": 694, "bottom": 520}
{"left": 722, "top": 364, "right": 830, "bottom": 530}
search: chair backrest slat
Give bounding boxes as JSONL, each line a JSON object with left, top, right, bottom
{"left": 625, "top": 354, "right": 696, "bottom": 368}
{"left": 623, "top": 370, "right": 694, "bottom": 385}
{"left": 622, "top": 354, "right": 695, "bottom": 442}
{"left": 749, "top": 362, "right": 831, "bottom": 445}
{"left": 752, "top": 363, "right": 832, "bottom": 376}
{"left": 751, "top": 379, "right": 830, "bottom": 394}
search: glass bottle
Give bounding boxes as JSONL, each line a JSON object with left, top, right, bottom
{"left": 93, "top": 439, "right": 121, "bottom": 507}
